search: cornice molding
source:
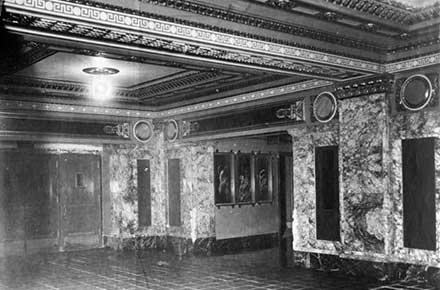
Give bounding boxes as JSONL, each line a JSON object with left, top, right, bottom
{"left": 0, "top": 99, "right": 155, "bottom": 118}
{"left": 334, "top": 76, "right": 394, "bottom": 99}
{"left": 384, "top": 52, "right": 440, "bottom": 73}
{"left": 266, "top": 0, "right": 440, "bottom": 26}
{"left": 159, "top": 79, "right": 333, "bottom": 117}
{"left": 3, "top": 0, "right": 380, "bottom": 75}
{"left": 51, "top": 0, "right": 386, "bottom": 54}
{"left": 0, "top": 79, "right": 332, "bottom": 118}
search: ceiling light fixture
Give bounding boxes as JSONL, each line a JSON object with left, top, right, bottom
{"left": 82, "top": 55, "right": 119, "bottom": 100}
{"left": 82, "top": 67, "right": 119, "bottom": 75}
{"left": 90, "top": 78, "right": 114, "bottom": 100}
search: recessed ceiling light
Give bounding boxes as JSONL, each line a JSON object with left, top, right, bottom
{"left": 82, "top": 67, "right": 119, "bottom": 75}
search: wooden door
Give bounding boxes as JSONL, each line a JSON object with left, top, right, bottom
{"left": 59, "top": 154, "right": 101, "bottom": 251}
{"left": 0, "top": 151, "right": 25, "bottom": 256}
{"left": 22, "top": 153, "right": 58, "bottom": 253}
{"left": 0, "top": 151, "right": 58, "bottom": 255}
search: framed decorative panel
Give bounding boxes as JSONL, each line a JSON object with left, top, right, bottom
{"left": 235, "top": 153, "right": 254, "bottom": 204}
{"left": 395, "top": 73, "right": 439, "bottom": 112}
{"left": 400, "top": 74, "right": 433, "bottom": 111}
{"left": 312, "top": 92, "right": 338, "bottom": 123}
{"left": 214, "top": 152, "right": 234, "bottom": 205}
{"left": 133, "top": 120, "right": 153, "bottom": 143}
{"left": 164, "top": 119, "right": 179, "bottom": 142}
{"left": 255, "top": 153, "right": 272, "bottom": 203}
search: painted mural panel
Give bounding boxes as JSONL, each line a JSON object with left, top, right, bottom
{"left": 255, "top": 154, "right": 272, "bottom": 203}
{"left": 214, "top": 152, "right": 234, "bottom": 205}
{"left": 236, "top": 153, "right": 252, "bottom": 204}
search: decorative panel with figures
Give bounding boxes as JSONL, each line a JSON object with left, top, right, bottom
{"left": 215, "top": 151, "right": 273, "bottom": 207}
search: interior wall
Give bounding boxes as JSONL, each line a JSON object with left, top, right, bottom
{"left": 105, "top": 134, "right": 291, "bottom": 244}
{"left": 102, "top": 128, "right": 168, "bottom": 246}
{"left": 290, "top": 92, "right": 440, "bottom": 267}
{"left": 214, "top": 138, "right": 290, "bottom": 240}
{"left": 165, "top": 142, "right": 215, "bottom": 242}
{"left": 388, "top": 107, "right": 440, "bottom": 265}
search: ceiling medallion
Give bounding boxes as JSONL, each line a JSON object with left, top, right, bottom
{"left": 82, "top": 67, "right": 120, "bottom": 75}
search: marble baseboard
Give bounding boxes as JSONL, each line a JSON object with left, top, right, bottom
{"left": 106, "top": 233, "right": 279, "bottom": 257}
{"left": 212, "top": 233, "right": 279, "bottom": 255}
{"left": 293, "top": 251, "right": 440, "bottom": 286}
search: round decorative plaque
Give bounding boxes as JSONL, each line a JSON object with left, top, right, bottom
{"left": 400, "top": 74, "right": 433, "bottom": 111}
{"left": 164, "top": 119, "right": 178, "bottom": 142}
{"left": 313, "top": 92, "right": 337, "bottom": 123}
{"left": 133, "top": 120, "right": 153, "bottom": 143}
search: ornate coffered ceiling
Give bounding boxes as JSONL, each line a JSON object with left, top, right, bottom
{"left": 0, "top": 0, "right": 439, "bottom": 119}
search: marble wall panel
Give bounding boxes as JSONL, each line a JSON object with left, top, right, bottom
{"left": 289, "top": 121, "right": 341, "bottom": 255}
{"left": 292, "top": 92, "right": 440, "bottom": 269}
{"left": 165, "top": 142, "right": 215, "bottom": 241}
{"left": 388, "top": 109, "right": 440, "bottom": 266}
{"left": 339, "top": 93, "right": 388, "bottom": 254}
{"left": 104, "top": 130, "right": 167, "bottom": 242}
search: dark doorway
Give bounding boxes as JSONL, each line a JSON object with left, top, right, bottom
{"left": 278, "top": 152, "right": 293, "bottom": 267}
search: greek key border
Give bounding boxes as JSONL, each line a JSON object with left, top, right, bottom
{"left": 5, "top": 0, "right": 380, "bottom": 73}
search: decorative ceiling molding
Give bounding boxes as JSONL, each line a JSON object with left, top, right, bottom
{"left": 56, "top": 0, "right": 385, "bottom": 52}
{"left": 384, "top": 52, "right": 440, "bottom": 73}
{"left": 159, "top": 79, "right": 333, "bottom": 117}
{"left": 0, "top": 99, "right": 155, "bottom": 118}
{"left": 265, "top": 0, "right": 440, "bottom": 25}
{"left": 334, "top": 75, "right": 394, "bottom": 99}
{"left": 3, "top": 0, "right": 380, "bottom": 75}
{"left": 0, "top": 42, "right": 56, "bottom": 76}
{"left": 0, "top": 79, "right": 332, "bottom": 118}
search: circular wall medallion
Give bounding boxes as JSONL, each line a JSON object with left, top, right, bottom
{"left": 164, "top": 119, "right": 179, "bottom": 142}
{"left": 313, "top": 92, "right": 337, "bottom": 123}
{"left": 400, "top": 74, "right": 433, "bottom": 111}
{"left": 133, "top": 120, "right": 153, "bottom": 143}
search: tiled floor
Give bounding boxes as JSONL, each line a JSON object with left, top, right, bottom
{"left": 0, "top": 248, "right": 432, "bottom": 290}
